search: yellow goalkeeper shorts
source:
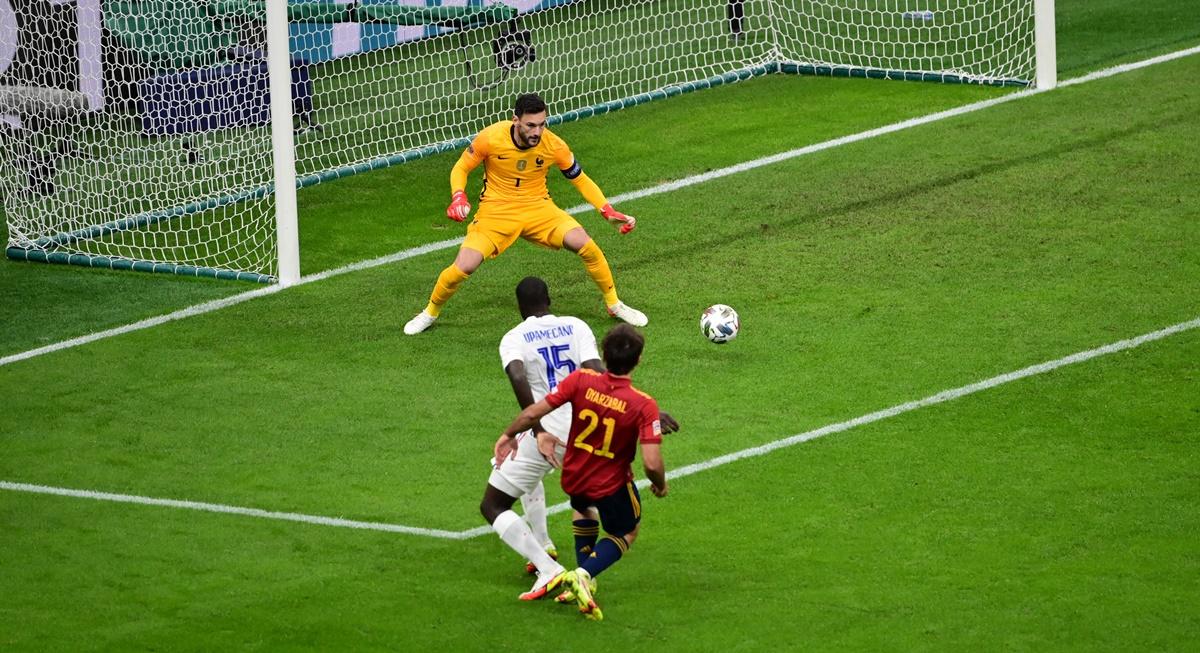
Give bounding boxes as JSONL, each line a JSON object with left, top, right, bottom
{"left": 463, "top": 200, "right": 584, "bottom": 259}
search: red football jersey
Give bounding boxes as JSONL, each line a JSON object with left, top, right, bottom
{"left": 543, "top": 369, "right": 663, "bottom": 499}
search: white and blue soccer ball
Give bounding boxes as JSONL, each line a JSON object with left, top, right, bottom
{"left": 700, "top": 304, "right": 740, "bottom": 344}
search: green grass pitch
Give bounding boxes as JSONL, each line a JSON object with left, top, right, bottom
{"left": 2, "top": 1, "right": 1199, "bottom": 650}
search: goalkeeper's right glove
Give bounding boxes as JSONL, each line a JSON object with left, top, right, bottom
{"left": 601, "top": 203, "right": 636, "bottom": 234}
{"left": 446, "top": 190, "right": 471, "bottom": 222}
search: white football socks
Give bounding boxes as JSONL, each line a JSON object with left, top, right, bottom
{"left": 493, "top": 510, "right": 563, "bottom": 576}
{"left": 521, "top": 481, "right": 554, "bottom": 551}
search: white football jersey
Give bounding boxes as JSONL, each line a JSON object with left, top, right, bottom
{"left": 499, "top": 314, "right": 600, "bottom": 442}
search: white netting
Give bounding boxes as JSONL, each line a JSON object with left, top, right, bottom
{"left": 0, "top": 0, "right": 1038, "bottom": 281}
{"left": 1, "top": 0, "right": 278, "bottom": 280}
{"left": 288, "top": 0, "right": 773, "bottom": 185}
{"left": 774, "top": 1, "right": 1036, "bottom": 84}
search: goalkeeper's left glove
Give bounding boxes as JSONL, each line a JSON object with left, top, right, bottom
{"left": 600, "top": 203, "right": 636, "bottom": 234}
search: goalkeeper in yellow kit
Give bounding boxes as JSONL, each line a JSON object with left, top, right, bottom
{"left": 403, "top": 93, "right": 647, "bottom": 335}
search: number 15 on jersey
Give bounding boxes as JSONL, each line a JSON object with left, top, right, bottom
{"left": 537, "top": 344, "right": 576, "bottom": 390}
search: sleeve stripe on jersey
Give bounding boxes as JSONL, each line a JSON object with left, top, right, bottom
{"left": 561, "top": 160, "right": 583, "bottom": 179}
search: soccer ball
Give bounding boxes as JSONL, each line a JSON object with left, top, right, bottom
{"left": 700, "top": 304, "right": 740, "bottom": 344}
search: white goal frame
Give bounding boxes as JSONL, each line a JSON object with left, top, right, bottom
{"left": 2, "top": 0, "right": 1056, "bottom": 284}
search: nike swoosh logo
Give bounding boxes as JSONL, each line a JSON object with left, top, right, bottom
{"left": 497, "top": 155, "right": 509, "bottom": 159}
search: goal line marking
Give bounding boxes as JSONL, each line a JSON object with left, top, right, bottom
{"left": 4, "top": 315, "right": 1197, "bottom": 539}
{"left": 2, "top": 44, "right": 1198, "bottom": 368}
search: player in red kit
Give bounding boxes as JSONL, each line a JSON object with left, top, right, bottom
{"left": 498, "top": 323, "right": 669, "bottom": 621}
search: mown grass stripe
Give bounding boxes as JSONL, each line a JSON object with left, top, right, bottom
{"left": 6, "top": 316, "right": 1195, "bottom": 538}
{"left": 3, "top": 45, "right": 1197, "bottom": 370}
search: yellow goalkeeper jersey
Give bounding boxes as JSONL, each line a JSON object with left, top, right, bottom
{"left": 461, "top": 121, "right": 578, "bottom": 204}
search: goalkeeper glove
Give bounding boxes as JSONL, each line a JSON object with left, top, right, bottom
{"left": 600, "top": 203, "right": 636, "bottom": 234}
{"left": 446, "top": 191, "right": 471, "bottom": 222}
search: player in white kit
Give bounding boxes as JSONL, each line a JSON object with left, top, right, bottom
{"left": 480, "top": 276, "right": 678, "bottom": 600}
{"left": 480, "top": 277, "right": 603, "bottom": 600}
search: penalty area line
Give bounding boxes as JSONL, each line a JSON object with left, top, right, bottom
{"left": 0, "top": 481, "right": 469, "bottom": 540}
{"left": 0, "top": 238, "right": 463, "bottom": 368}
{"left": 461, "top": 314, "right": 1200, "bottom": 539}
{"left": 3, "top": 316, "right": 1196, "bottom": 538}
{"left": 2, "top": 44, "right": 1198, "bottom": 368}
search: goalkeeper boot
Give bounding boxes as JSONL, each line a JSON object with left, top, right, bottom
{"left": 403, "top": 310, "right": 437, "bottom": 335}
{"left": 519, "top": 566, "right": 569, "bottom": 601}
{"left": 555, "top": 574, "right": 597, "bottom": 604}
{"left": 607, "top": 301, "right": 648, "bottom": 327}
{"left": 569, "top": 568, "right": 603, "bottom": 621}
{"left": 525, "top": 546, "right": 558, "bottom": 575}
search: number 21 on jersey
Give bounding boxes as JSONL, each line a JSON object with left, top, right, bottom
{"left": 573, "top": 408, "right": 615, "bottom": 459}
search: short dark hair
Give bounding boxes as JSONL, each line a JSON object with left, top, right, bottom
{"left": 602, "top": 324, "right": 644, "bottom": 375}
{"left": 514, "top": 93, "right": 547, "bottom": 117}
{"left": 515, "top": 276, "right": 550, "bottom": 316}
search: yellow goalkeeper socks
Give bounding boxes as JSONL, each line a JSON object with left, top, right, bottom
{"left": 425, "top": 264, "right": 471, "bottom": 317}
{"left": 577, "top": 240, "right": 620, "bottom": 306}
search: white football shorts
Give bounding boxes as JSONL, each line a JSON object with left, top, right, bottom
{"left": 488, "top": 430, "right": 566, "bottom": 499}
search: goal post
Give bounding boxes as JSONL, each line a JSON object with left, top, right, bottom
{"left": 1035, "top": 0, "right": 1058, "bottom": 90}
{"left": 1, "top": 0, "right": 1056, "bottom": 284}
{"left": 266, "top": 0, "right": 300, "bottom": 287}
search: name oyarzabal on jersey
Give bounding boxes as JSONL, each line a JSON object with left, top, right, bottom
{"left": 583, "top": 387, "right": 628, "bottom": 413}
{"left": 544, "top": 369, "right": 663, "bottom": 499}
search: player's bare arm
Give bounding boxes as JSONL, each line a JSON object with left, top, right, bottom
{"left": 502, "top": 397, "right": 555, "bottom": 439}
{"left": 535, "top": 431, "right": 561, "bottom": 469}
{"left": 641, "top": 442, "right": 668, "bottom": 498}
{"left": 493, "top": 432, "right": 518, "bottom": 465}
{"left": 505, "top": 360, "right": 549, "bottom": 435}
{"left": 659, "top": 412, "right": 680, "bottom": 434}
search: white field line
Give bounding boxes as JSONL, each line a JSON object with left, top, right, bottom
{"left": 0, "top": 238, "right": 464, "bottom": 367}
{"left": 461, "top": 314, "right": 1200, "bottom": 538}
{"left": 3, "top": 45, "right": 1199, "bottom": 369}
{"left": 5, "top": 315, "right": 1196, "bottom": 538}
{"left": 0, "top": 480, "right": 470, "bottom": 540}
{"left": 570, "top": 44, "right": 1200, "bottom": 213}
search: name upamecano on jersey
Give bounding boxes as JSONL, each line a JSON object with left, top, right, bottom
{"left": 522, "top": 324, "right": 575, "bottom": 343}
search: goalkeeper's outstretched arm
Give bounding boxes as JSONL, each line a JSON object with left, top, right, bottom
{"left": 565, "top": 167, "right": 608, "bottom": 209}
{"left": 563, "top": 162, "right": 636, "bottom": 234}
{"left": 446, "top": 147, "right": 484, "bottom": 221}
{"left": 450, "top": 148, "right": 483, "bottom": 194}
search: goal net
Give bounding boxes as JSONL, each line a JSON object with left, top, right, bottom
{"left": 774, "top": 1, "right": 1039, "bottom": 85}
{"left": 1, "top": 0, "right": 1051, "bottom": 283}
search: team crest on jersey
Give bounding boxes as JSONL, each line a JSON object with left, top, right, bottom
{"left": 517, "top": 159, "right": 528, "bottom": 171}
